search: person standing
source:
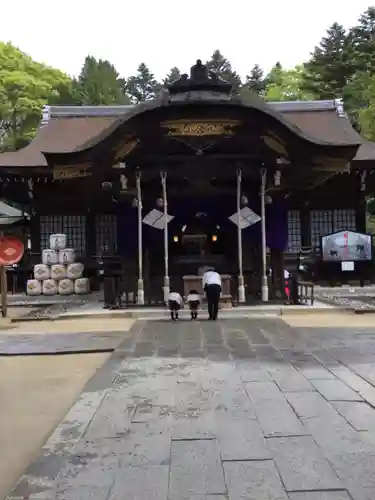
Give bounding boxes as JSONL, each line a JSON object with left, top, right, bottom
{"left": 202, "top": 268, "right": 222, "bottom": 320}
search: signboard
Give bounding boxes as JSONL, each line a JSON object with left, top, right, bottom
{"left": 0, "top": 236, "right": 24, "bottom": 265}
{"left": 321, "top": 230, "right": 372, "bottom": 262}
{"left": 229, "top": 207, "right": 261, "bottom": 229}
{"left": 53, "top": 165, "right": 92, "bottom": 180}
{"left": 341, "top": 261, "right": 355, "bottom": 272}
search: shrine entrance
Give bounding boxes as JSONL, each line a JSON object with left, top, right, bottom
{"left": 40, "top": 59, "right": 360, "bottom": 304}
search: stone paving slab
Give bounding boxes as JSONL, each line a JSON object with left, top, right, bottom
{"left": 0, "top": 331, "right": 127, "bottom": 355}
{"left": 8, "top": 317, "right": 375, "bottom": 500}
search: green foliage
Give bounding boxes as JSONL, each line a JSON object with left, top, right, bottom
{"left": 264, "top": 65, "right": 314, "bottom": 102}
{"left": 125, "top": 63, "right": 161, "bottom": 103}
{"left": 302, "top": 23, "right": 353, "bottom": 99}
{"left": 206, "top": 50, "right": 242, "bottom": 91}
{"left": 349, "top": 7, "right": 375, "bottom": 74}
{"left": 163, "top": 67, "right": 181, "bottom": 86}
{"left": 74, "top": 56, "right": 129, "bottom": 106}
{"left": 245, "top": 64, "right": 266, "bottom": 96}
{"left": 0, "top": 42, "right": 72, "bottom": 151}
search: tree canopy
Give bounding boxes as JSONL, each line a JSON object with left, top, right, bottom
{"left": 3, "top": 6, "right": 375, "bottom": 150}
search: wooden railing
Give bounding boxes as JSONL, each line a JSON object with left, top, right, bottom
{"left": 297, "top": 280, "right": 315, "bottom": 306}
{"left": 288, "top": 277, "right": 314, "bottom": 306}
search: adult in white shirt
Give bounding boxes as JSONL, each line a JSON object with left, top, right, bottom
{"left": 168, "top": 291, "right": 183, "bottom": 321}
{"left": 202, "top": 268, "right": 222, "bottom": 320}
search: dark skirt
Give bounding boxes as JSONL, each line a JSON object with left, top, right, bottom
{"left": 168, "top": 300, "right": 180, "bottom": 311}
{"left": 188, "top": 300, "right": 200, "bottom": 310}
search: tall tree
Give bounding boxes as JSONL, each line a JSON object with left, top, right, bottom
{"left": 349, "top": 7, "right": 375, "bottom": 74}
{"left": 245, "top": 64, "right": 266, "bottom": 95}
{"left": 264, "top": 65, "right": 314, "bottom": 101}
{"left": 206, "top": 50, "right": 242, "bottom": 91}
{"left": 125, "top": 63, "right": 161, "bottom": 103}
{"left": 0, "top": 42, "right": 72, "bottom": 151}
{"left": 302, "top": 23, "right": 353, "bottom": 99}
{"left": 351, "top": 73, "right": 375, "bottom": 140}
{"left": 75, "top": 56, "right": 128, "bottom": 105}
{"left": 163, "top": 67, "right": 181, "bottom": 86}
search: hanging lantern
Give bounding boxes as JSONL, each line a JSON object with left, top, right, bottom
{"left": 132, "top": 198, "right": 138, "bottom": 207}
{"left": 156, "top": 197, "right": 164, "bottom": 208}
{"left": 241, "top": 195, "right": 248, "bottom": 206}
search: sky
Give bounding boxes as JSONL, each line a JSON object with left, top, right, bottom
{"left": 1, "top": 0, "right": 373, "bottom": 80}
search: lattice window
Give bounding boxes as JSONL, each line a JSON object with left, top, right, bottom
{"left": 95, "top": 214, "right": 117, "bottom": 256}
{"left": 333, "top": 209, "right": 356, "bottom": 232}
{"left": 39, "top": 215, "right": 86, "bottom": 256}
{"left": 287, "top": 210, "right": 301, "bottom": 252}
{"left": 310, "top": 210, "right": 333, "bottom": 251}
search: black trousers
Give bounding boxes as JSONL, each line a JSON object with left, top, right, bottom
{"left": 205, "top": 284, "right": 221, "bottom": 320}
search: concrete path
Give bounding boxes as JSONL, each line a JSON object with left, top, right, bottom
{"left": 0, "top": 319, "right": 135, "bottom": 355}
{"left": 8, "top": 317, "right": 375, "bottom": 500}
{"left": 0, "top": 353, "right": 110, "bottom": 500}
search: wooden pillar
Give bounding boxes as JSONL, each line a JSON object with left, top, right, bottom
{"left": 270, "top": 248, "right": 285, "bottom": 300}
{"left": 300, "top": 205, "right": 311, "bottom": 247}
{"left": 356, "top": 194, "right": 367, "bottom": 233}
{"left": 85, "top": 209, "right": 96, "bottom": 258}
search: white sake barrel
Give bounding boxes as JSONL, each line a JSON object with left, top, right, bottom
{"left": 42, "top": 279, "right": 58, "bottom": 296}
{"left": 50, "top": 264, "right": 67, "bottom": 281}
{"left": 50, "top": 233, "right": 67, "bottom": 251}
{"left": 26, "top": 279, "right": 42, "bottom": 296}
{"left": 58, "top": 248, "right": 75, "bottom": 265}
{"left": 67, "top": 262, "right": 84, "bottom": 280}
{"left": 74, "top": 277, "right": 90, "bottom": 295}
{"left": 42, "top": 249, "right": 58, "bottom": 266}
{"left": 34, "top": 264, "right": 50, "bottom": 281}
{"left": 58, "top": 278, "right": 74, "bottom": 295}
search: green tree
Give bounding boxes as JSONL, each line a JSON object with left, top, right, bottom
{"left": 264, "top": 65, "right": 314, "bottom": 101}
{"left": 125, "top": 63, "right": 161, "bottom": 103}
{"left": 342, "top": 71, "right": 372, "bottom": 130}
{"left": 74, "top": 56, "right": 128, "bottom": 105}
{"left": 163, "top": 67, "right": 181, "bottom": 86}
{"left": 302, "top": 23, "right": 353, "bottom": 99}
{"left": 0, "top": 42, "right": 72, "bottom": 151}
{"left": 353, "top": 73, "right": 375, "bottom": 140}
{"left": 349, "top": 7, "right": 375, "bottom": 74}
{"left": 245, "top": 64, "right": 266, "bottom": 95}
{"left": 206, "top": 50, "right": 242, "bottom": 91}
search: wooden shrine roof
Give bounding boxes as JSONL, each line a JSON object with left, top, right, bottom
{"left": 0, "top": 99, "right": 369, "bottom": 169}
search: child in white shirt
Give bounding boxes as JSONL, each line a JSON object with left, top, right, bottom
{"left": 187, "top": 289, "right": 201, "bottom": 320}
{"left": 168, "top": 291, "right": 183, "bottom": 321}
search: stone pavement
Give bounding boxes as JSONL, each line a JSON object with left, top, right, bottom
{"left": 8, "top": 317, "right": 375, "bottom": 500}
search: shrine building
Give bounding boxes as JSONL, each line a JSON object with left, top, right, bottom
{"left": 0, "top": 59, "right": 373, "bottom": 303}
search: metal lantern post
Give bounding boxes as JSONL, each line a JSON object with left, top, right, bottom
{"left": 236, "top": 168, "right": 245, "bottom": 303}
{"left": 135, "top": 170, "right": 144, "bottom": 305}
{"left": 161, "top": 171, "right": 170, "bottom": 303}
{"left": 260, "top": 167, "right": 269, "bottom": 302}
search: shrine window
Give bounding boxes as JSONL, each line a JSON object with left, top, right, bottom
{"left": 310, "top": 210, "right": 333, "bottom": 251}
{"left": 95, "top": 214, "right": 117, "bottom": 255}
{"left": 333, "top": 209, "right": 356, "bottom": 232}
{"left": 40, "top": 215, "right": 87, "bottom": 256}
{"left": 287, "top": 210, "right": 302, "bottom": 253}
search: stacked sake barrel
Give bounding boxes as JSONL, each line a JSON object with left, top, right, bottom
{"left": 26, "top": 233, "right": 90, "bottom": 296}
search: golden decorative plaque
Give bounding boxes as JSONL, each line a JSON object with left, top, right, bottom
{"left": 161, "top": 119, "right": 240, "bottom": 137}
{"left": 53, "top": 164, "right": 92, "bottom": 180}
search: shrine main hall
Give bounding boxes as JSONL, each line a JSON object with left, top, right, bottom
{"left": 0, "top": 59, "right": 373, "bottom": 303}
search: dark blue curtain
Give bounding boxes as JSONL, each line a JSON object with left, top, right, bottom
{"left": 116, "top": 195, "right": 288, "bottom": 256}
